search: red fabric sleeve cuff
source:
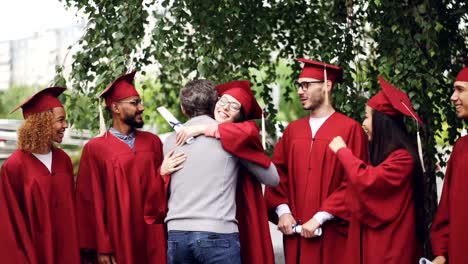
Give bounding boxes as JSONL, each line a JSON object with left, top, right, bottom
{"left": 204, "top": 124, "right": 220, "bottom": 138}
{"left": 336, "top": 147, "right": 353, "bottom": 161}
{"left": 432, "top": 249, "right": 447, "bottom": 259}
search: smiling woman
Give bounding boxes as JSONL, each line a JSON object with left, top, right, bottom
{"left": 0, "top": 86, "right": 80, "bottom": 263}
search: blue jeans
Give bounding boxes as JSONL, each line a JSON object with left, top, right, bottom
{"left": 167, "top": 231, "right": 241, "bottom": 264}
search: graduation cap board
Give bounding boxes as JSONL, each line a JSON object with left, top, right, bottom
{"left": 216, "top": 80, "right": 266, "bottom": 149}
{"left": 297, "top": 58, "right": 344, "bottom": 106}
{"left": 215, "top": 80, "right": 262, "bottom": 120}
{"left": 297, "top": 58, "right": 343, "bottom": 84}
{"left": 99, "top": 71, "right": 139, "bottom": 107}
{"left": 97, "top": 71, "right": 140, "bottom": 136}
{"left": 11, "top": 87, "right": 66, "bottom": 119}
{"left": 456, "top": 66, "right": 468, "bottom": 82}
{"left": 368, "top": 76, "right": 425, "bottom": 172}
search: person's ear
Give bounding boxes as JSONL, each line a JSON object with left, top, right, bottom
{"left": 111, "top": 102, "right": 120, "bottom": 114}
{"left": 180, "top": 105, "right": 189, "bottom": 117}
{"left": 326, "top": 80, "right": 333, "bottom": 92}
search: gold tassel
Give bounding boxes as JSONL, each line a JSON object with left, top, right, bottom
{"left": 98, "top": 98, "right": 106, "bottom": 137}
{"left": 401, "top": 102, "right": 425, "bottom": 173}
{"left": 417, "top": 130, "right": 426, "bottom": 173}
{"left": 323, "top": 65, "right": 329, "bottom": 106}
{"left": 261, "top": 109, "right": 266, "bottom": 150}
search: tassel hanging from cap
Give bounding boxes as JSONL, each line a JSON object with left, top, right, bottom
{"left": 416, "top": 130, "right": 425, "bottom": 173}
{"left": 401, "top": 102, "right": 426, "bottom": 173}
{"left": 98, "top": 98, "right": 107, "bottom": 137}
{"left": 323, "top": 65, "right": 329, "bottom": 106}
{"left": 261, "top": 108, "right": 266, "bottom": 150}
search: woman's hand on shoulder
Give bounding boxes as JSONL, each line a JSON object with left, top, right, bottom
{"left": 329, "top": 136, "right": 347, "bottom": 154}
{"left": 160, "top": 150, "right": 187, "bottom": 175}
{"left": 175, "top": 125, "right": 206, "bottom": 146}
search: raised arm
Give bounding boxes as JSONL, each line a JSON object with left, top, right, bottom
{"left": 239, "top": 159, "right": 279, "bottom": 187}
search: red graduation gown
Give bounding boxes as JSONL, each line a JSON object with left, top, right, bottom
{"left": 0, "top": 148, "right": 80, "bottom": 264}
{"left": 264, "top": 112, "right": 368, "bottom": 264}
{"left": 0, "top": 187, "right": 26, "bottom": 264}
{"left": 75, "top": 131, "right": 166, "bottom": 264}
{"left": 218, "top": 121, "right": 275, "bottom": 264}
{"left": 336, "top": 148, "right": 421, "bottom": 264}
{"left": 431, "top": 136, "right": 468, "bottom": 264}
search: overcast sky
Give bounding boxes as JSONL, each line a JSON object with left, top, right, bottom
{"left": 0, "top": 0, "right": 82, "bottom": 41}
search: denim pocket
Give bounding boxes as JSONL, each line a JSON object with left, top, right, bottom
{"left": 167, "top": 241, "right": 178, "bottom": 259}
{"left": 198, "top": 238, "right": 230, "bottom": 248}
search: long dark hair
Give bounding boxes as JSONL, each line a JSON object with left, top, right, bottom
{"left": 369, "top": 109, "right": 426, "bottom": 242}
{"left": 234, "top": 107, "right": 246, "bottom": 123}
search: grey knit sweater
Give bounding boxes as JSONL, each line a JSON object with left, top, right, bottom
{"left": 163, "top": 115, "right": 278, "bottom": 233}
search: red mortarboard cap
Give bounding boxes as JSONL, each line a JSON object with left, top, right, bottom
{"left": 10, "top": 87, "right": 66, "bottom": 119}
{"left": 455, "top": 67, "right": 468, "bottom": 82}
{"left": 367, "top": 76, "right": 423, "bottom": 125}
{"left": 215, "top": 80, "right": 262, "bottom": 119}
{"left": 99, "top": 71, "right": 139, "bottom": 107}
{"left": 297, "top": 58, "right": 343, "bottom": 83}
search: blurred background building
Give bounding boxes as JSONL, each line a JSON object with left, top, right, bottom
{"left": 0, "top": 25, "right": 83, "bottom": 91}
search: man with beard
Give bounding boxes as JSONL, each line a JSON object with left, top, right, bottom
{"left": 75, "top": 72, "right": 172, "bottom": 264}
{"left": 264, "top": 58, "right": 368, "bottom": 264}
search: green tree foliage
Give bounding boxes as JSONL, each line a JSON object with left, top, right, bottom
{"left": 58, "top": 0, "right": 156, "bottom": 130}
{"left": 0, "top": 85, "right": 36, "bottom": 119}
{"left": 58, "top": 0, "right": 467, "bottom": 256}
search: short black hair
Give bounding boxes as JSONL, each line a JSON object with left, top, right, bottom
{"left": 180, "top": 79, "right": 218, "bottom": 118}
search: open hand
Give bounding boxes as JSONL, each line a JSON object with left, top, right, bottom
{"left": 160, "top": 150, "right": 187, "bottom": 175}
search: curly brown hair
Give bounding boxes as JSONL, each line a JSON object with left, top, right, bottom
{"left": 17, "top": 110, "right": 54, "bottom": 153}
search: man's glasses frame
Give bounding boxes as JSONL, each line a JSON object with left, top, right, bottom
{"left": 118, "top": 99, "right": 144, "bottom": 107}
{"left": 297, "top": 81, "right": 324, "bottom": 92}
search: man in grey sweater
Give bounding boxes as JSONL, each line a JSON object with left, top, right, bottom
{"left": 163, "top": 79, "right": 279, "bottom": 264}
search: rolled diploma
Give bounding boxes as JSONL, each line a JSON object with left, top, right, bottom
{"left": 157, "top": 106, "right": 194, "bottom": 144}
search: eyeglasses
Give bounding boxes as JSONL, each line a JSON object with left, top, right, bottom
{"left": 118, "top": 99, "right": 144, "bottom": 107}
{"left": 217, "top": 96, "right": 241, "bottom": 112}
{"left": 297, "top": 81, "right": 324, "bottom": 92}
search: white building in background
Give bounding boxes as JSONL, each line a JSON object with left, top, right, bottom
{"left": 0, "top": 25, "right": 84, "bottom": 91}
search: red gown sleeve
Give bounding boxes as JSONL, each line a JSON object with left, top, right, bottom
{"left": 430, "top": 157, "right": 452, "bottom": 257}
{"left": 143, "top": 164, "right": 170, "bottom": 224}
{"left": 336, "top": 147, "right": 414, "bottom": 228}
{"left": 218, "top": 121, "right": 270, "bottom": 167}
{"left": 264, "top": 131, "right": 291, "bottom": 224}
{"left": 0, "top": 159, "right": 38, "bottom": 264}
{"left": 218, "top": 121, "right": 275, "bottom": 264}
{"left": 75, "top": 144, "right": 114, "bottom": 254}
{"left": 320, "top": 122, "right": 368, "bottom": 220}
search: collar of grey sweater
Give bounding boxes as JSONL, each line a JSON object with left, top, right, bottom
{"left": 184, "top": 115, "right": 218, "bottom": 126}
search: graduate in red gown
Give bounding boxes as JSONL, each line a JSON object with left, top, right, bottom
{"left": 75, "top": 72, "right": 167, "bottom": 264}
{"left": 0, "top": 185, "right": 28, "bottom": 264}
{"left": 156, "top": 80, "right": 277, "bottom": 264}
{"left": 328, "top": 76, "right": 426, "bottom": 263}
{"left": 431, "top": 66, "right": 468, "bottom": 264}
{"left": 264, "top": 59, "right": 368, "bottom": 264}
{"left": 0, "top": 87, "right": 80, "bottom": 264}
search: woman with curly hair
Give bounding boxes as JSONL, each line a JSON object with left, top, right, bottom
{"left": 0, "top": 87, "right": 80, "bottom": 264}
